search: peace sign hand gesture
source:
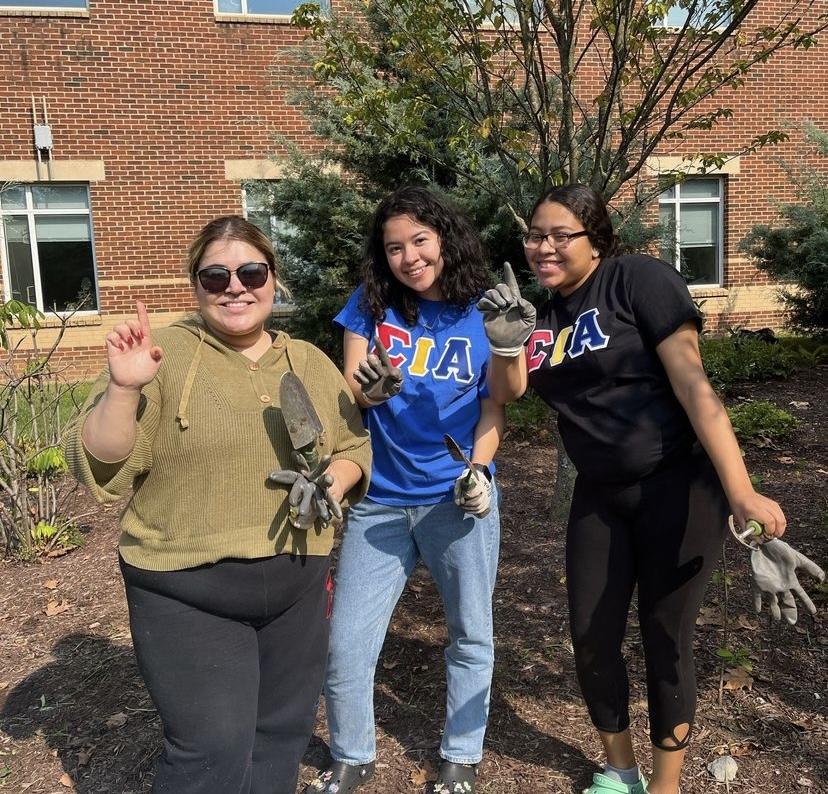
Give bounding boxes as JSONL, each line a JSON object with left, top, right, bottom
{"left": 476, "top": 261, "right": 536, "bottom": 357}
{"left": 354, "top": 337, "right": 404, "bottom": 406}
{"left": 105, "top": 300, "right": 163, "bottom": 390}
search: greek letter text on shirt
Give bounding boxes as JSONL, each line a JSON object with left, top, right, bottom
{"left": 374, "top": 322, "right": 475, "bottom": 384}
{"left": 527, "top": 308, "right": 610, "bottom": 372}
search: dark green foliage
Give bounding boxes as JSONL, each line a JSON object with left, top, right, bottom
{"left": 741, "top": 125, "right": 828, "bottom": 334}
{"left": 700, "top": 335, "right": 805, "bottom": 393}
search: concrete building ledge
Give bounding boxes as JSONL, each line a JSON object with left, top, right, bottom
{"left": 214, "top": 12, "right": 291, "bottom": 25}
{"left": 0, "top": 159, "right": 105, "bottom": 182}
{"left": 225, "top": 159, "right": 285, "bottom": 181}
{"left": 646, "top": 155, "right": 741, "bottom": 176}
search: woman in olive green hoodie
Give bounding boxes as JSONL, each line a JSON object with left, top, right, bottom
{"left": 64, "top": 216, "right": 372, "bottom": 794}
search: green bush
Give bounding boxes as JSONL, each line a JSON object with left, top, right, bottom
{"left": 700, "top": 335, "right": 813, "bottom": 393}
{"left": 727, "top": 400, "right": 798, "bottom": 444}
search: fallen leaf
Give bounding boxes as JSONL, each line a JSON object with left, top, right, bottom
{"left": 797, "top": 777, "right": 813, "bottom": 787}
{"left": 696, "top": 606, "right": 723, "bottom": 626}
{"left": 723, "top": 667, "right": 753, "bottom": 690}
{"left": 729, "top": 740, "right": 760, "bottom": 757}
{"left": 58, "top": 772, "right": 74, "bottom": 789}
{"left": 737, "top": 615, "right": 759, "bottom": 630}
{"left": 42, "top": 579, "right": 60, "bottom": 590}
{"left": 410, "top": 760, "right": 437, "bottom": 786}
{"left": 789, "top": 401, "right": 810, "bottom": 409}
{"left": 77, "top": 747, "right": 93, "bottom": 767}
{"left": 44, "top": 599, "right": 72, "bottom": 617}
{"left": 777, "top": 456, "right": 795, "bottom": 465}
{"left": 382, "top": 660, "right": 399, "bottom": 670}
{"left": 105, "top": 712, "right": 128, "bottom": 729}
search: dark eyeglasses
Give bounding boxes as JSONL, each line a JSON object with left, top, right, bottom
{"left": 195, "top": 262, "right": 270, "bottom": 293}
{"left": 522, "top": 230, "right": 589, "bottom": 249}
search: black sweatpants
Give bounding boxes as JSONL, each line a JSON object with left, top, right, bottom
{"left": 120, "top": 553, "right": 332, "bottom": 794}
{"left": 565, "top": 446, "right": 729, "bottom": 748}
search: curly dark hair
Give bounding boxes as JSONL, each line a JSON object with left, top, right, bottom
{"left": 530, "top": 185, "right": 620, "bottom": 259}
{"left": 361, "top": 186, "right": 489, "bottom": 326}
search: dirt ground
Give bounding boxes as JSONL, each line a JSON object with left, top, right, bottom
{"left": 1, "top": 367, "right": 825, "bottom": 793}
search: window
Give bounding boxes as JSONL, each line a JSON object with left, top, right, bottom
{"left": 656, "top": 1, "right": 730, "bottom": 30}
{"left": 215, "top": 0, "right": 309, "bottom": 15}
{"left": 1, "top": 184, "right": 98, "bottom": 312}
{"left": 659, "top": 178, "right": 723, "bottom": 287}
{"left": 0, "top": 1, "right": 87, "bottom": 9}
{"left": 241, "top": 184, "right": 294, "bottom": 308}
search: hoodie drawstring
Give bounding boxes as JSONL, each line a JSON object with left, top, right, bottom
{"left": 176, "top": 328, "right": 205, "bottom": 430}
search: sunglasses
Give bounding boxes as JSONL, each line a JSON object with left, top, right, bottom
{"left": 196, "top": 262, "right": 270, "bottom": 293}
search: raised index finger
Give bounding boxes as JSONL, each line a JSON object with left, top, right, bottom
{"left": 136, "top": 299, "right": 151, "bottom": 337}
{"left": 373, "top": 336, "right": 392, "bottom": 368}
{"left": 502, "top": 261, "right": 521, "bottom": 300}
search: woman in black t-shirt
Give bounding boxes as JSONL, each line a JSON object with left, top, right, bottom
{"left": 481, "top": 185, "right": 786, "bottom": 794}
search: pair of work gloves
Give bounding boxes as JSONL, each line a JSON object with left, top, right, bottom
{"left": 352, "top": 334, "right": 499, "bottom": 518}
{"left": 268, "top": 452, "right": 343, "bottom": 530}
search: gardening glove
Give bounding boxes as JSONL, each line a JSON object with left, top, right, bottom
{"left": 268, "top": 453, "right": 343, "bottom": 530}
{"left": 476, "top": 261, "right": 536, "bottom": 357}
{"left": 749, "top": 538, "right": 825, "bottom": 624}
{"left": 354, "top": 337, "right": 403, "bottom": 406}
{"left": 453, "top": 464, "right": 492, "bottom": 518}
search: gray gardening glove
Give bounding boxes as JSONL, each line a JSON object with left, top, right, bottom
{"left": 453, "top": 464, "right": 492, "bottom": 518}
{"left": 750, "top": 538, "right": 825, "bottom": 624}
{"left": 476, "top": 261, "right": 536, "bottom": 356}
{"left": 268, "top": 453, "right": 343, "bottom": 530}
{"left": 354, "top": 337, "right": 403, "bottom": 406}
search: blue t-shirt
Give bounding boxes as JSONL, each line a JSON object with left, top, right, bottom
{"left": 334, "top": 286, "right": 491, "bottom": 506}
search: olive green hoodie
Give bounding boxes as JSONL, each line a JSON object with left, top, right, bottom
{"left": 63, "top": 315, "right": 371, "bottom": 571}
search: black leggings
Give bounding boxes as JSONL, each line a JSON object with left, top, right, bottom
{"left": 120, "top": 553, "right": 332, "bottom": 794}
{"left": 566, "top": 447, "right": 729, "bottom": 748}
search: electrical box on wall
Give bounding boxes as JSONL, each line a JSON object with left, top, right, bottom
{"left": 34, "top": 124, "right": 53, "bottom": 152}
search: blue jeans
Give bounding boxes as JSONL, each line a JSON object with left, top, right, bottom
{"left": 325, "top": 492, "right": 501, "bottom": 765}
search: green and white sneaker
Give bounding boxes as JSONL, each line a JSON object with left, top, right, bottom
{"left": 583, "top": 771, "right": 648, "bottom": 794}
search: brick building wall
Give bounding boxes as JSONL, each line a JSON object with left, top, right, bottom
{"left": 0, "top": 0, "right": 826, "bottom": 378}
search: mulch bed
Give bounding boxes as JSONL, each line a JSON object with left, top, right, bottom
{"left": 1, "top": 367, "right": 825, "bottom": 793}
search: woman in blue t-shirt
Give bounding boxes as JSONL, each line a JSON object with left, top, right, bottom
{"left": 304, "top": 186, "right": 504, "bottom": 794}
{"left": 480, "top": 185, "right": 786, "bottom": 794}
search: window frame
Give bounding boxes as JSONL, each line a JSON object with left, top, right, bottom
{"left": 214, "top": 0, "right": 326, "bottom": 21}
{"left": 0, "top": 183, "right": 100, "bottom": 315}
{"left": 240, "top": 183, "right": 295, "bottom": 309}
{"left": 658, "top": 177, "right": 725, "bottom": 288}
{"left": 654, "top": 1, "right": 731, "bottom": 33}
{"left": 0, "top": 0, "right": 88, "bottom": 11}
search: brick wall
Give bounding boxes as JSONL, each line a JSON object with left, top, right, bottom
{"left": 0, "top": 0, "right": 826, "bottom": 377}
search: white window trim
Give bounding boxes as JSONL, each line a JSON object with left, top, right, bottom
{"left": 0, "top": 183, "right": 100, "bottom": 316}
{"left": 659, "top": 177, "right": 724, "bottom": 288}
{"left": 214, "top": 0, "right": 329, "bottom": 23}
{"left": 0, "top": 1, "right": 88, "bottom": 13}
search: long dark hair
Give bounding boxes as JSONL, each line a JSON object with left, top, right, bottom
{"left": 362, "top": 186, "right": 489, "bottom": 326}
{"left": 530, "top": 185, "right": 620, "bottom": 258}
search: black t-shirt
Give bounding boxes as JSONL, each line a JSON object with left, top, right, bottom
{"left": 527, "top": 254, "right": 702, "bottom": 483}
